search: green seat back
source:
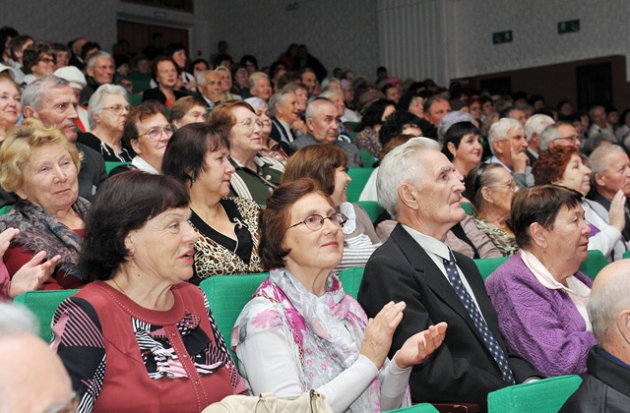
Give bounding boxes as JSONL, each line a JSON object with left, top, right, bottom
{"left": 13, "top": 289, "right": 79, "bottom": 342}
{"left": 460, "top": 201, "right": 474, "bottom": 216}
{"left": 0, "top": 204, "right": 12, "bottom": 215}
{"left": 127, "top": 72, "right": 152, "bottom": 94}
{"left": 338, "top": 267, "right": 364, "bottom": 299}
{"left": 346, "top": 168, "right": 374, "bottom": 203}
{"left": 347, "top": 131, "right": 357, "bottom": 142}
{"left": 487, "top": 374, "right": 582, "bottom": 413}
{"left": 360, "top": 149, "right": 375, "bottom": 168}
{"left": 355, "top": 201, "right": 384, "bottom": 223}
{"left": 474, "top": 256, "right": 508, "bottom": 281}
{"left": 128, "top": 93, "right": 143, "bottom": 107}
{"left": 623, "top": 250, "right": 630, "bottom": 260}
{"left": 384, "top": 404, "right": 439, "bottom": 413}
{"left": 105, "top": 161, "right": 132, "bottom": 174}
{"left": 579, "top": 250, "right": 609, "bottom": 280}
{"left": 199, "top": 273, "right": 268, "bottom": 364}
{"left": 343, "top": 121, "right": 360, "bottom": 132}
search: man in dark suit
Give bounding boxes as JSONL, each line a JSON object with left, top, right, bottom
{"left": 358, "top": 137, "right": 538, "bottom": 410}
{"left": 268, "top": 89, "right": 301, "bottom": 153}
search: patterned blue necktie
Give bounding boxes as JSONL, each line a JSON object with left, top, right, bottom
{"left": 443, "top": 251, "right": 516, "bottom": 384}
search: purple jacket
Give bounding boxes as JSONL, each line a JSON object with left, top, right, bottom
{"left": 486, "top": 253, "right": 598, "bottom": 377}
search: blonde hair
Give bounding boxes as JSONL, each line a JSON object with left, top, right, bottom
{"left": 0, "top": 118, "right": 82, "bottom": 192}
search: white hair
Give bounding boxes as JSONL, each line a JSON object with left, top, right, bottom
{"left": 524, "top": 114, "right": 554, "bottom": 143}
{"left": 377, "top": 137, "right": 441, "bottom": 218}
{"left": 0, "top": 303, "right": 39, "bottom": 336}
{"left": 320, "top": 77, "right": 341, "bottom": 92}
{"left": 487, "top": 117, "right": 523, "bottom": 155}
{"left": 588, "top": 144, "right": 626, "bottom": 176}
{"left": 588, "top": 265, "right": 630, "bottom": 341}
{"left": 87, "top": 84, "right": 128, "bottom": 129}
{"left": 305, "top": 98, "right": 335, "bottom": 122}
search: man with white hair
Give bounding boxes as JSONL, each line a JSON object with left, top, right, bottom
{"left": 289, "top": 98, "right": 362, "bottom": 167}
{"left": 0, "top": 303, "right": 75, "bottom": 413}
{"left": 80, "top": 50, "right": 115, "bottom": 103}
{"left": 269, "top": 88, "right": 301, "bottom": 151}
{"left": 359, "top": 138, "right": 538, "bottom": 409}
{"left": 539, "top": 122, "right": 582, "bottom": 152}
{"left": 560, "top": 259, "right": 630, "bottom": 411}
{"left": 524, "top": 113, "right": 554, "bottom": 164}
{"left": 22, "top": 75, "right": 107, "bottom": 200}
{"left": 488, "top": 117, "right": 533, "bottom": 188}
{"left": 55, "top": 65, "right": 90, "bottom": 132}
{"left": 587, "top": 144, "right": 630, "bottom": 243}
{"left": 195, "top": 69, "right": 223, "bottom": 110}
{"left": 588, "top": 105, "right": 615, "bottom": 140}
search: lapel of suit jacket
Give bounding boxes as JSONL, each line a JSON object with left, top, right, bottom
{"left": 272, "top": 118, "right": 292, "bottom": 144}
{"left": 390, "top": 224, "right": 493, "bottom": 346}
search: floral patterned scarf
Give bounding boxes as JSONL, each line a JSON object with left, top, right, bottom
{"left": 0, "top": 198, "right": 89, "bottom": 280}
{"left": 233, "top": 267, "right": 381, "bottom": 413}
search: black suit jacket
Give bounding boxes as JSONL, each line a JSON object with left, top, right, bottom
{"left": 270, "top": 117, "right": 295, "bottom": 155}
{"left": 358, "top": 224, "right": 538, "bottom": 410}
{"left": 75, "top": 142, "right": 108, "bottom": 201}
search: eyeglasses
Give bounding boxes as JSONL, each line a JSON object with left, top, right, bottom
{"left": 39, "top": 57, "right": 56, "bottom": 64}
{"left": 488, "top": 180, "right": 517, "bottom": 190}
{"left": 288, "top": 212, "right": 348, "bottom": 231}
{"left": 555, "top": 135, "right": 580, "bottom": 142}
{"left": 103, "top": 104, "right": 130, "bottom": 114}
{"left": 139, "top": 126, "right": 173, "bottom": 140}
{"left": 234, "top": 118, "right": 263, "bottom": 130}
{"left": 44, "top": 392, "right": 79, "bottom": 413}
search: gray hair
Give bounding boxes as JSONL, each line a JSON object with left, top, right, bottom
{"left": 319, "top": 88, "right": 342, "bottom": 101}
{"left": 588, "top": 144, "right": 625, "bottom": 177}
{"left": 87, "top": 84, "right": 128, "bottom": 129}
{"left": 196, "top": 69, "right": 213, "bottom": 87}
{"left": 305, "top": 98, "right": 335, "bottom": 122}
{"left": 487, "top": 117, "right": 523, "bottom": 155}
{"left": 321, "top": 77, "right": 341, "bottom": 92}
{"left": 86, "top": 50, "right": 113, "bottom": 68}
{"left": 21, "top": 75, "right": 70, "bottom": 111}
{"left": 524, "top": 114, "right": 554, "bottom": 143}
{"left": 438, "top": 111, "right": 475, "bottom": 143}
{"left": 0, "top": 303, "right": 39, "bottom": 336}
{"left": 539, "top": 122, "right": 573, "bottom": 151}
{"left": 589, "top": 105, "right": 606, "bottom": 119}
{"left": 588, "top": 264, "right": 630, "bottom": 341}
{"left": 268, "top": 89, "right": 295, "bottom": 117}
{"left": 377, "top": 137, "right": 441, "bottom": 218}
{"left": 248, "top": 72, "right": 268, "bottom": 90}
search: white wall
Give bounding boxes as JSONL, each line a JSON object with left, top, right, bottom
{"left": 453, "top": 0, "right": 630, "bottom": 80}
{"left": 207, "top": 0, "right": 379, "bottom": 78}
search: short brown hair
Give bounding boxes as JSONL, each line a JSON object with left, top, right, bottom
{"left": 22, "top": 41, "right": 54, "bottom": 75}
{"left": 509, "top": 185, "right": 582, "bottom": 249}
{"left": 259, "top": 178, "right": 332, "bottom": 269}
{"left": 0, "top": 118, "right": 82, "bottom": 193}
{"left": 283, "top": 145, "right": 348, "bottom": 196}
{"left": 170, "top": 95, "right": 207, "bottom": 123}
{"left": 208, "top": 100, "right": 254, "bottom": 135}
{"left": 532, "top": 146, "right": 579, "bottom": 186}
{"left": 123, "top": 100, "right": 167, "bottom": 146}
{"left": 151, "top": 56, "right": 180, "bottom": 83}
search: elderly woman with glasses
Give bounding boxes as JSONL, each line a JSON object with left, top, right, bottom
{"left": 233, "top": 178, "right": 447, "bottom": 413}
{"left": 77, "top": 84, "right": 134, "bottom": 162}
{"left": 121, "top": 101, "right": 173, "bottom": 175}
{"left": 209, "top": 101, "right": 284, "bottom": 205}
{"left": 465, "top": 163, "right": 519, "bottom": 256}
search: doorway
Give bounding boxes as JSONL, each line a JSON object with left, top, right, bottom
{"left": 117, "top": 20, "right": 189, "bottom": 56}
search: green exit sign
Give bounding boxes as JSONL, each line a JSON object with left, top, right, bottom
{"left": 558, "top": 19, "right": 580, "bottom": 34}
{"left": 493, "top": 30, "right": 513, "bottom": 45}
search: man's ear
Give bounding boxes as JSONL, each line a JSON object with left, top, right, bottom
{"left": 594, "top": 172, "right": 606, "bottom": 189}
{"left": 492, "top": 139, "right": 504, "bottom": 156}
{"left": 22, "top": 106, "right": 38, "bottom": 119}
{"left": 306, "top": 117, "right": 314, "bottom": 133}
{"left": 86, "top": 65, "right": 94, "bottom": 78}
{"left": 398, "top": 183, "right": 420, "bottom": 210}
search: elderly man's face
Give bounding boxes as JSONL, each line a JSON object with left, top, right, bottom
{"left": 200, "top": 71, "right": 222, "bottom": 102}
{"left": 550, "top": 124, "right": 581, "bottom": 150}
{"left": 425, "top": 99, "right": 451, "bottom": 127}
{"left": 496, "top": 126, "right": 527, "bottom": 167}
{"left": 510, "top": 108, "right": 527, "bottom": 126}
{"left": 591, "top": 107, "right": 607, "bottom": 128}
{"left": 597, "top": 151, "right": 630, "bottom": 198}
{"left": 308, "top": 102, "right": 339, "bottom": 144}
{"left": 32, "top": 85, "right": 79, "bottom": 141}
{"left": 301, "top": 72, "right": 317, "bottom": 94}
{"left": 87, "top": 56, "right": 115, "bottom": 85}
{"left": 412, "top": 150, "right": 466, "bottom": 232}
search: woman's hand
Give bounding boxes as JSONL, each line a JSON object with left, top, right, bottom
{"left": 9, "top": 251, "right": 61, "bottom": 298}
{"left": 291, "top": 119, "right": 308, "bottom": 136}
{"left": 360, "top": 301, "right": 405, "bottom": 370}
{"left": 184, "top": 80, "right": 197, "bottom": 91}
{"left": 608, "top": 190, "right": 626, "bottom": 233}
{"left": 0, "top": 227, "right": 19, "bottom": 257}
{"left": 393, "top": 322, "right": 447, "bottom": 369}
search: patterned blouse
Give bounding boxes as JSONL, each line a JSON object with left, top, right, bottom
{"left": 472, "top": 215, "right": 519, "bottom": 257}
{"left": 354, "top": 126, "right": 381, "bottom": 158}
{"left": 189, "top": 197, "right": 264, "bottom": 281}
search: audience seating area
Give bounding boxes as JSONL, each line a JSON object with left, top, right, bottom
{"left": 487, "top": 375, "right": 583, "bottom": 413}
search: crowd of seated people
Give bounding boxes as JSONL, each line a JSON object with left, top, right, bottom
{"left": 3, "top": 25, "right": 630, "bottom": 412}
